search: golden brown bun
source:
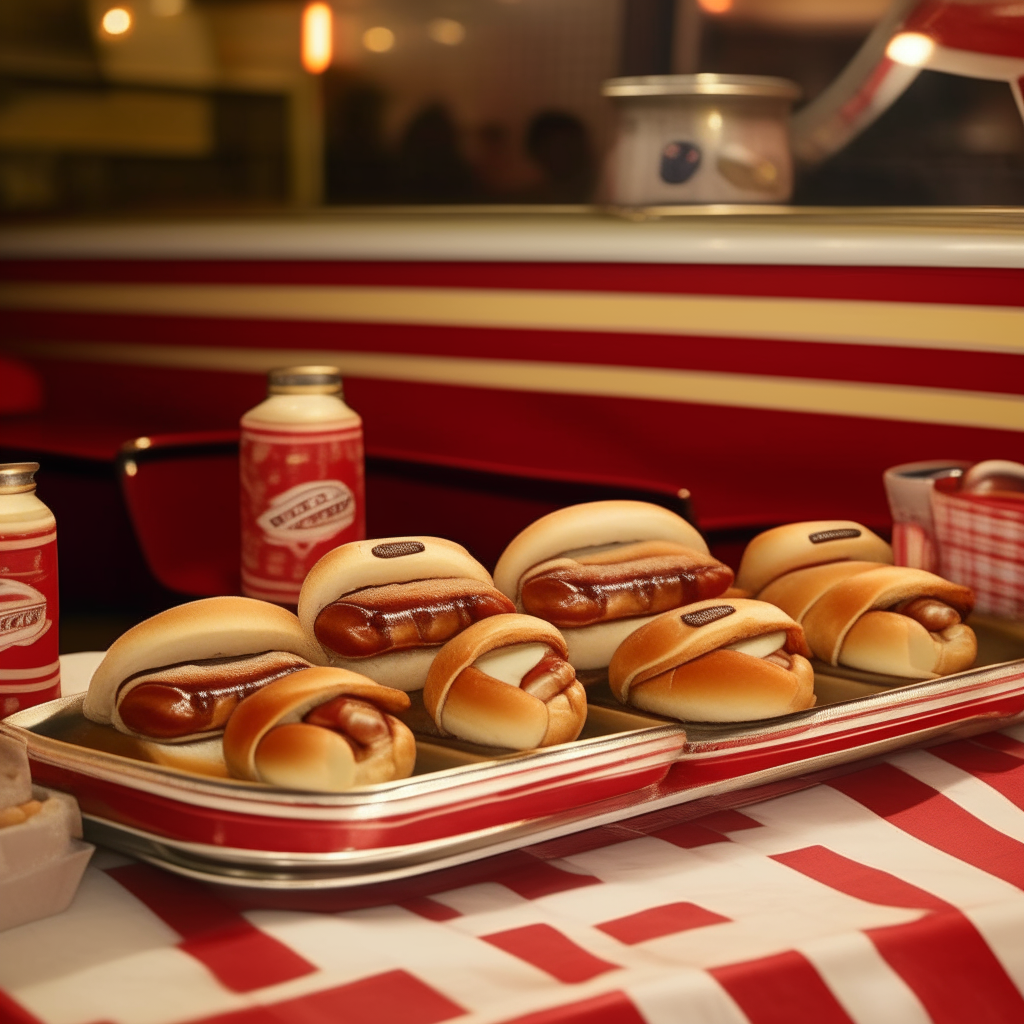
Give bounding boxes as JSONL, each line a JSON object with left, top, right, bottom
{"left": 764, "top": 562, "right": 975, "bottom": 678}
{"left": 735, "top": 521, "right": 893, "bottom": 595}
{"left": 840, "top": 614, "right": 976, "bottom": 677}
{"left": 493, "top": 501, "right": 714, "bottom": 671}
{"left": 223, "top": 666, "right": 415, "bottom": 791}
{"left": 299, "top": 536, "right": 493, "bottom": 626}
{"left": 297, "top": 536, "right": 497, "bottom": 691}
{"left": 627, "top": 650, "right": 815, "bottom": 722}
{"left": 610, "top": 593, "right": 811, "bottom": 712}
{"left": 83, "top": 597, "right": 323, "bottom": 732}
{"left": 758, "top": 561, "right": 881, "bottom": 623}
{"left": 423, "top": 614, "right": 586, "bottom": 750}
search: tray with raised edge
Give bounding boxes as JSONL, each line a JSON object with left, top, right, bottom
{"left": 2, "top": 617, "right": 1024, "bottom": 892}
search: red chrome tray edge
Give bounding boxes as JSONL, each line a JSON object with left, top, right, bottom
{"left": 4, "top": 657, "right": 1024, "bottom": 890}
{"left": 76, "top": 690, "right": 1024, "bottom": 891}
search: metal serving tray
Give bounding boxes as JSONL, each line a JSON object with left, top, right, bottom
{"left": 3, "top": 618, "right": 1024, "bottom": 892}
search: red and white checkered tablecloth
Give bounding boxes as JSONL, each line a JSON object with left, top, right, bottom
{"left": 3, "top": 724, "right": 1024, "bottom": 1024}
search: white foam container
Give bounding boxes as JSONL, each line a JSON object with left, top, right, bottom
{"left": 0, "top": 787, "right": 94, "bottom": 931}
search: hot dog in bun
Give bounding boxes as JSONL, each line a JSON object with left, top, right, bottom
{"left": 609, "top": 598, "right": 815, "bottom": 721}
{"left": 83, "top": 597, "right": 322, "bottom": 743}
{"left": 493, "top": 501, "right": 733, "bottom": 671}
{"left": 298, "top": 537, "right": 515, "bottom": 691}
{"left": 734, "top": 520, "right": 893, "bottom": 596}
{"left": 736, "top": 521, "right": 976, "bottom": 678}
{"left": 423, "top": 613, "right": 586, "bottom": 750}
{"left": 223, "top": 667, "right": 415, "bottom": 791}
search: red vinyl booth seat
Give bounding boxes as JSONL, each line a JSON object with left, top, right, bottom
{"left": 117, "top": 432, "right": 697, "bottom": 598}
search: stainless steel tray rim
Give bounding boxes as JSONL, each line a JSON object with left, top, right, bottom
{"left": 680, "top": 658, "right": 1024, "bottom": 752}
{"left": 84, "top": 707, "right": 1024, "bottom": 891}
{"left": 3, "top": 694, "right": 687, "bottom": 818}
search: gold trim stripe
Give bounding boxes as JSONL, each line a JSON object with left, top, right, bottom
{"left": 3, "top": 282, "right": 1024, "bottom": 353}
{"left": 9, "top": 339, "right": 1024, "bottom": 433}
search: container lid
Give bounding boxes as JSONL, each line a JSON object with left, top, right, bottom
{"left": 0, "top": 463, "right": 38, "bottom": 494}
{"left": 268, "top": 365, "right": 343, "bottom": 396}
{"left": 602, "top": 73, "right": 800, "bottom": 101}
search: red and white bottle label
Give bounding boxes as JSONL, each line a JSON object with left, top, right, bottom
{"left": 240, "top": 422, "right": 365, "bottom": 604}
{"left": 0, "top": 528, "right": 60, "bottom": 716}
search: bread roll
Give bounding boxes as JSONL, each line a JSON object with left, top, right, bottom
{"left": 223, "top": 666, "right": 415, "bottom": 791}
{"left": 735, "top": 520, "right": 893, "bottom": 596}
{"left": 492, "top": 501, "right": 732, "bottom": 672}
{"left": 608, "top": 598, "right": 815, "bottom": 722}
{"left": 298, "top": 537, "right": 514, "bottom": 691}
{"left": 759, "top": 562, "right": 976, "bottom": 678}
{"left": 83, "top": 597, "right": 323, "bottom": 743}
{"left": 423, "top": 614, "right": 586, "bottom": 750}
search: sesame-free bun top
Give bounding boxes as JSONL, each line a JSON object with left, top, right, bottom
{"left": 493, "top": 501, "right": 708, "bottom": 603}
{"left": 298, "top": 536, "right": 495, "bottom": 633}
{"left": 735, "top": 521, "right": 893, "bottom": 596}
{"left": 83, "top": 596, "right": 323, "bottom": 725}
{"left": 609, "top": 598, "right": 810, "bottom": 705}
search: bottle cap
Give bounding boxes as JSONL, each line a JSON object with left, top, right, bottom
{"left": 267, "top": 366, "right": 343, "bottom": 397}
{"left": 0, "top": 463, "right": 39, "bottom": 495}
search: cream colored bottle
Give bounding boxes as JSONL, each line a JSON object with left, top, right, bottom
{"left": 240, "top": 366, "right": 365, "bottom": 606}
{"left": 0, "top": 462, "right": 60, "bottom": 715}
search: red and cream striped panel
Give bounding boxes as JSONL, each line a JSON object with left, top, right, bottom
{"left": 4, "top": 725, "right": 1024, "bottom": 1024}
{"left": 2, "top": 259, "right": 1024, "bottom": 530}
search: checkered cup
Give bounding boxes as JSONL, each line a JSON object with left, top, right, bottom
{"left": 885, "top": 460, "right": 1024, "bottom": 620}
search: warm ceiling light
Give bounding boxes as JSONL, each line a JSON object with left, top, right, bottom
{"left": 302, "top": 3, "right": 333, "bottom": 74}
{"left": 886, "top": 31, "right": 935, "bottom": 67}
{"left": 428, "top": 18, "right": 465, "bottom": 45}
{"left": 363, "top": 26, "right": 395, "bottom": 53}
{"left": 697, "top": 0, "right": 733, "bottom": 13}
{"left": 101, "top": 6, "right": 133, "bottom": 35}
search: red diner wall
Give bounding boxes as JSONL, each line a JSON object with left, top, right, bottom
{"left": 3, "top": 258, "right": 1024, "bottom": 537}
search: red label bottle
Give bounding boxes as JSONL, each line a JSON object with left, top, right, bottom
{"left": 240, "top": 366, "right": 364, "bottom": 606}
{"left": 0, "top": 462, "right": 59, "bottom": 717}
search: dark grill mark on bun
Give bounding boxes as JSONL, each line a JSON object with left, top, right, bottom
{"left": 682, "top": 605, "right": 735, "bottom": 628}
{"left": 809, "top": 528, "right": 862, "bottom": 544}
{"left": 372, "top": 541, "right": 426, "bottom": 559}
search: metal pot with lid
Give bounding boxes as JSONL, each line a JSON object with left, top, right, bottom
{"left": 602, "top": 73, "right": 801, "bottom": 206}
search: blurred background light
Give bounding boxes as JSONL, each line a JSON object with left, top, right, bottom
{"left": 428, "top": 19, "right": 466, "bottom": 46}
{"left": 697, "top": 0, "right": 733, "bottom": 15}
{"left": 150, "top": 0, "right": 185, "bottom": 16}
{"left": 886, "top": 31, "right": 935, "bottom": 68}
{"left": 302, "top": 3, "right": 334, "bottom": 74}
{"left": 363, "top": 26, "right": 395, "bottom": 53}
{"left": 101, "top": 7, "right": 133, "bottom": 36}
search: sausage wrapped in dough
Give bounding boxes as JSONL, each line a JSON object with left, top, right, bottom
{"left": 737, "top": 521, "right": 976, "bottom": 679}
{"left": 223, "top": 667, "right": 416, "bottom": 791}
{"left": 609, "top": 598, "right": 815, "bottom": 722}
{"left": 423, "top": 614, "right": 586, "bottom": 750}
